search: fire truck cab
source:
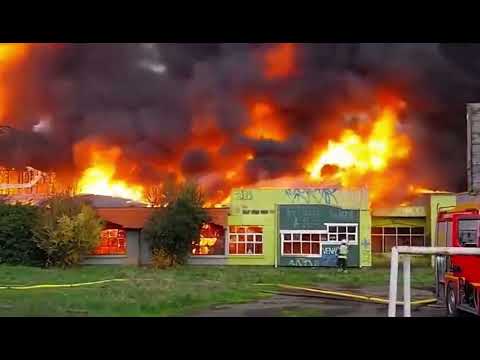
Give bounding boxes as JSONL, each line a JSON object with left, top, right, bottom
{"left": 436, "top": 207, "right": 480, "bottom": 316}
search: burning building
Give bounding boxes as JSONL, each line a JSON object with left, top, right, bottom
{"left": 82, "top": 207, "right": 229, "bottom": 266}
{"left": 0, "top": 165, "right": 58, "bottom": 204}
{"left": 0, "top": 44, "right": 475, "bottom": 207}
{"left": 3, "top": 43, "right": 480, "bottom": 266}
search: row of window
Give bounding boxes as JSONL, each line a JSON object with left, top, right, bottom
{"left": 371, "top": 227, "right": 426, "bottom": 253}
{"left": 280, "top": 224, "right": 358, "bottom": 256}
{"left": 95, "top": 224, "right": 432, "bottom": 257}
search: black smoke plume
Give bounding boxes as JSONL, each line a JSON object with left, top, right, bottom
{"left": 1, "top": 43, "right": 479, "bottom": 197}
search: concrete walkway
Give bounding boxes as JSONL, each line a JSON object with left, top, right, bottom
{"left": 191, "top": 285, "right": 447, "bottom": 317}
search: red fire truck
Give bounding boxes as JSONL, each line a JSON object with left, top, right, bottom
{"left": 435, "top": 207, "right": 480, "bottom": 316}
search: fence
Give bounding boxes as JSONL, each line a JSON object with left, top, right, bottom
{"left": 388, "top": 246, "right": 480, "bottom": 317}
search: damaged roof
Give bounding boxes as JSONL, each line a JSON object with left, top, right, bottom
{"left": 95, "top": 207, "right": 229, "bottom": 229}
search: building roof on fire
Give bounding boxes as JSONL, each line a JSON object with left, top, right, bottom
{"left": 95, "top": 207, "right": 229, "bottom": 230}
{"left": 75, "top": 194, "right": 148, "bottom": 208}
{"left": 96, "top": 208, "right": 156, "bottom": 229}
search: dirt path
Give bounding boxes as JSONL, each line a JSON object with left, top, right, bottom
{"left": 191, "top": 285, "right": 447, "bottom": 317}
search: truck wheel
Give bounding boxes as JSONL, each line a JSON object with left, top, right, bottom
{"left": 447, "top": 283, "right": 459, "bottom": 317}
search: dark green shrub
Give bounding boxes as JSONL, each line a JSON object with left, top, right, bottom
{"left": 143, "top": 182, "right": 210, "bottom": 267}
{"left": 0, "top": 203, "right": 45, "bottom": 266}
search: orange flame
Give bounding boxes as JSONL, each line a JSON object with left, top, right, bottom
{"left": 0, "top": 43, "right": 30, "bottom": 122}
{"left": 244, "top": 101, "right": 286, "bottom": 141}
{"left": 264, "top": 43, "right": 296, "bottom": 80}
{"left": 76, "top": 146, "right": 144, "bottom": 201}
{"left": 408, "top": 185, "right": 451, "bottom": 195}
{"left": 0, "top": 44, "right": 29, "bottom": 65}
{"left": 192, "top": 223, "right": 221, "bottom": 255}
{"left": 307, "top": 106, "right": 411, "bottom": 205}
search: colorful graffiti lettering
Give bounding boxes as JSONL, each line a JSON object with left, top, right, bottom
{"left": 234, "top": 190, "right": 253, "bottom": 201}
{"left": 285, "top": 188, "right": 338, "bottom": 205}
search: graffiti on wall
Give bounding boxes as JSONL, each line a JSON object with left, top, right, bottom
{"left": 323, "top": 247, "right": 338, "bottom": 256}
{"left": 285, "top": 188, "right": 338, "bottom": 205}
{"left": 288, "top": 258, "right": 321, "bottom": 267}
{"left": 360, "top": 238, "right": 371, "bottom": 266}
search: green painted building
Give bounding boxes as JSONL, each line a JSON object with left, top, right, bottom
{"left": 370, "top": 194, "right": 457, "bottom": 253}
{"left": 192, "top": 187, "right": 372, "bottom": 268}
{"left": 189, "top": 188, "right": 457, "bottom": 268}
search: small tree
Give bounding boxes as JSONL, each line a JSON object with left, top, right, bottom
{"left": 145, "top": 177, "right": 180, "bottom": 207}
{"left": 143, "top": 181, "right": 210, "bottom": 267}
{"left": 145, "top": 185, "right": 164, "bottom": 207}
{"left": 0, "top": 203, "right": 45, "bottom": 266}
{"left": 34, "top": 196, "right": 104, "bottom": 268}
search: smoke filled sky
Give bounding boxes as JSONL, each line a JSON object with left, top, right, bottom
{"left": 0, "top": 43, "right": 479, "bottom": 202}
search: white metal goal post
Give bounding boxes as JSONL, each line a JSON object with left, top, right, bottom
{"left": 388, "top": 246, "right": 480, "bottom": 317}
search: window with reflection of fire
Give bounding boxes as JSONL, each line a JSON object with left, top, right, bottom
{"left": 191, "top": 223, "right": 226, "bottom": 256}
{"left": 229, "top": 226, "right": 263, "bottom": 255}
{"left": 371, "top": 226, "right": 425, "bottom": 253}
{"left": 92, "top": 229, "right": 127, "bottom": 256}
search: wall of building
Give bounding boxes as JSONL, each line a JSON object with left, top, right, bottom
{"left": 359, "top": 209, "right": 372, "bottom": 267}
{"left": 372, "top": 216, "right": 426, "bottom": 228}
{"left": 278, "top": 204, "right": 361, "bottom": 267}
{"left": 139, "top": 231, "right": 152, "bottom": 266}
{"left": 227, "top": 187, "right": 370, "bottom": 267}
{"left": 227, "top": 212, "right": 276, "bottom": 266}
{"left": 83, "top": 229, "right": 140, "bottom": 265}
{"left": 427, "top": 195, "right": 457, "bottom": 247}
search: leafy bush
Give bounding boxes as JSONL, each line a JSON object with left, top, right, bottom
{"left": 151, "top": 248, "right": 171, "bottom": 269}
{"left": 0, "top": 203, "right": 45, "bottom": 266}
{"left": 34, "top": 196, "right": 104, "bottom": 268}
{"left": 143, "top": 182, "right": 210, "bottom": 267}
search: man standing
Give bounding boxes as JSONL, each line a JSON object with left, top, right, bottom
{"left": 337, "top": 240, "right": 348, "bottom": 273}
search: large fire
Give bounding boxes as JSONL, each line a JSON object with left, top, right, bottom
{"left": 244, "top": 101, "right": 286, "bottom": 141}
{"left": 76, "top": 145, "right": 145, "bottom": 202}
{"left": 307, "top": 105, "right": 412, "bottom": 205}
{"left": 0, "top": 44, "right": 28, "bottom": 65}
{"left": 191, "top": 223, "right": 224, "bottom": 255}
{"left": 0, "top": 44, "right": 450, "bottom": 209}
{"left": 408, "top": 185, "right": 451, "bottom": 195}
{"left": 264, "top": 43, "right": 296, "bottom": 80}
{"left": 0, "top": 44, "right": 30, "bottom": 122}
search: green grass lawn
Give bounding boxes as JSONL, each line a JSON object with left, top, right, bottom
{"left": 0, "top": 263, "right": 434, "bottom": 316}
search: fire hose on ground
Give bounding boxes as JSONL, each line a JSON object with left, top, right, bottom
{"left": 255, "top": 284, "right": 437, "bottom": 306}
{"left": 0, "top": 278, "right": 153, "bottom": 290}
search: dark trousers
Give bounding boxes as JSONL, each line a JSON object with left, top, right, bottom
{"left": 337, "top": 257, "right": 347, "bottom": 271}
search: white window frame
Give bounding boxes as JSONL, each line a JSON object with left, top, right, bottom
{"left": 228, "top": 225, "right": 264, "bottom": 256}
{"left": 280, "top": 230, "right": 325, "bottom": 257}
{"left": 324, "top": 223, "right": 359, "bottom": 245}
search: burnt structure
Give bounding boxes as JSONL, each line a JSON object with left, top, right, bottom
{"left": 0, "top": 166, "right": 57, "bottom": 204}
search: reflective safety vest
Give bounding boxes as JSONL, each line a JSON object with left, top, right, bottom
{"left": 338, "top": 244, "right": 348, "bottom": 259}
